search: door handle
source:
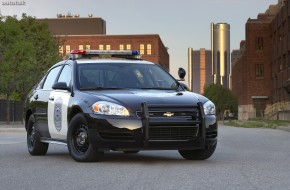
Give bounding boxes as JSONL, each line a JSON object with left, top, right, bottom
{"left": 33, "top": 94, "right": 38, "bottom": 100}
{"left": 49, "top": 96, "right": 54, "bottom": 101}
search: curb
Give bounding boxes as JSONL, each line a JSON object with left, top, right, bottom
{"left": 0, "top": 128, "right": 25, "bottom": 133}
{"left": 276, "top": 126, "right": 290, "bottom": 133}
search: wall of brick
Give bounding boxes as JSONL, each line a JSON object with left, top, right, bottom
{"left": 58, "top": 34, "right": 170, "bottom": 71}
{"left": 270, "top": 0, "right": 290, "bottom": 103}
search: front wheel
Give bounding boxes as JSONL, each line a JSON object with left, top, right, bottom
{"left": 27, "top": 115, "right": 49, "bottom": 155}
{"left": 67, "top": 113, "right": 104, "bottom": 162}
{"left": 178, "top": 142, "right": 217, "bottom": 160}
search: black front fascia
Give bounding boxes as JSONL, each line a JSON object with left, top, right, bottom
{"left": 86, "top": 102, "right": 215, "bottom": 150}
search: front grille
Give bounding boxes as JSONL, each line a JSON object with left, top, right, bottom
{"left": 138, "top": 103, "right": 202, "bottom": 141}
{"left": 136, "top": 110, "right": 198, "bottom": 120}
{"left": 98, "top": 130, "right": 134, "bottom": 141}
{"left": 149, "top": 126, "right": 199, "bottom": 141}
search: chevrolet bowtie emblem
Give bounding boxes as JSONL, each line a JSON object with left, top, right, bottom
{"left": 164, "top": 112, "right": 174, "bottom": 117}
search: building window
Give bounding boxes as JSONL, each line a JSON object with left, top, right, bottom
{"left": 119, "top": 44, "right": 124, "bottom": 50}
{"left": 126, "top": 44, "right": 131, "bottom": 50}
{"left": 255, "top": 64, "right": 264, "bottom": 78}
{"left": 278, "top": 57, "right": 282, "bottom": 72}
{"left": 140, "top": 44, "right": 145, "bottom": 55}
{"left": 86, "top": 45, "right": 91, "bottom": 50}
{"left": 99, "top": 45, "right": 104, "bottom": 50}
{"left": 288, "top": 51, "right": 290, "bottom": 68}
{"left": 147, "top": 44, "right": 152, "bottom": 55}
{"left": 59, "top": 46, "right": 63, "bottom": 54}
{"left": 65, "top": 45, "right": 70, "bottom": 54}
{"left": 79, "top": 45, "right": 84, "bottom": 50}
{"left": 256, "top": 37, "right": 263, "bottom": 50}
{"left": 106, "top": 45, "right": 111, "bottom": 50}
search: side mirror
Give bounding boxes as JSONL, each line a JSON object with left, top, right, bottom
{"left": 178, "top": 68, "right": 186, "bottom": 80}
{"left": 179, "top": 83, "right": 189, "bottom": 91}
{"left": 52, "top": 82, "right": 70, "bottom": 91}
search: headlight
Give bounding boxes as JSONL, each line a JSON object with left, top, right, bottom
{"left": 92, "top": 101, "right": 130, "bottom": 116}
{"left": 203, "top": 100, "right": 216, "bottom": 115}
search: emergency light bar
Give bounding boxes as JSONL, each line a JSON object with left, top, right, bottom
{"left": 69, "top": 50, "right": 142, "bottom": 60}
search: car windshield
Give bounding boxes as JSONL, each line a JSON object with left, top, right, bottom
{"left": 76, "top": 63, "right": 180, "bottom": 90}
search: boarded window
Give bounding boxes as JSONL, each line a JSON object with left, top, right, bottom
{"left": 255, "top": 64, "right": 264, "bottom": 78}
{"left": 256, "top": 37, "right": 263, "bottom": 50}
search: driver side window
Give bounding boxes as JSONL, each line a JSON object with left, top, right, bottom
{"left": 42, "top": 66, "right": 62, "bottom": 90}
{"left": 57, "top": 65, "right": 71, "bottom": 87}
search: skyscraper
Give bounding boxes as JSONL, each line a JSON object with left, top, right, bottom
{"left": 211, "top": 23, "right": 231, "bottom": 89}
{"left": 188, "top": 48, "right": 212, "bottom": 94}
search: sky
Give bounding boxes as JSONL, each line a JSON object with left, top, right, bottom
{"left": 0, "top": 0, "right": 278, "bottom": 82}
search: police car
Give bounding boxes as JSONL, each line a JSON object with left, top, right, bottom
{"left": 23, "top": 50, "right": 217, "bottom": 162}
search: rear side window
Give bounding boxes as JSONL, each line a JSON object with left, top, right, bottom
{"left": 42, "top": 66, "right": 62, "bottom": 90}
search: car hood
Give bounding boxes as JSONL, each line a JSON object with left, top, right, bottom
{"left": 83, "top": 90, "right": 202, "bottom": 111}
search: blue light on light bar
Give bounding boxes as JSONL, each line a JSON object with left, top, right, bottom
{"left": 132, "top": 50, "right": 139, "bottom": 55}
{"left": 69, "top": 50, "right": 142, "bottom": 60}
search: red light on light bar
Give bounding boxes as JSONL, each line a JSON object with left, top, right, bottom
{"left": 70, "top": 50, "right": 87, "bottom": 54}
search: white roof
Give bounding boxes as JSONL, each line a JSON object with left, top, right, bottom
{"left": 76, "top": 59, "right": 154, "bottom": 65}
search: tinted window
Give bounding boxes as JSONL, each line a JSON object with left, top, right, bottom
{"left": 35, "top": 76, "right": 46, "bottom": 90}
{"left": 58, "top": 65, "right": 71, "bottom": 87}
{"left": 42, "top": 66, "right": 62, "bottom": 90}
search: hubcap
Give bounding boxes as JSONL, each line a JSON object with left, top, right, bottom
{"left": 76, "top": 131, "right": 87, "bottom": 146}
{"left": 29, "top": 125, "right": 36, "bottom": 146}
{"left": 73, "top": 125, "right": 89, "bottom": 153}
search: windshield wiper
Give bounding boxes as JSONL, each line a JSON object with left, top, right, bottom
{"left": 140, "top": 87, "right": 175, "bottom": 90}
{"left": 79, "top": 87, "right": 126, "bottom": 90}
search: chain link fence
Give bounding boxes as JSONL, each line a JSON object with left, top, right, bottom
{"left": 0, "top": 100, "right": 24, "bottom": 122}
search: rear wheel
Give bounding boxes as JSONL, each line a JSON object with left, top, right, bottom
{"left": 27, "top": 115, "right": 49, "bottom": 155}
{"left": 67, "top": 113, "right": 104, "bottom": 162}
{"left": 178, "top": 143, "right": 217, "bottom": 160}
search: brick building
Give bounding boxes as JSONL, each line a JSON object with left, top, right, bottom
{"left": 232, "top": 0, "right": 290, "bottom": 120}
{"left": 36, "top": 15, "right": 169, "bottom": 71}
{"left": 232, "top": 12, "right": 274, "bottom": 120}
{"left": 269, "top": 0, "right": 290, "bottom": 119}
{"left": 37, "top": 15, "right": 106, "bottom": 35}
{"left": 58, "top": 34, "right": 169, "bottom": 71}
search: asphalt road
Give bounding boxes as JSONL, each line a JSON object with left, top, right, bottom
{"left": 1, "top": 125, "right": 290, "bottom": 190}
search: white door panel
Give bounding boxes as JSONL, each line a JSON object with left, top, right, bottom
{"left": 48, "top": 91, "right": 70, "bottom": 140}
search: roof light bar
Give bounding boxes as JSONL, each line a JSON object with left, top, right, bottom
{"left": 69, "top": 50, "right": 142, "bottom": 60}
{"left": 70, "top": 50, "right": 139, "bottom": 55}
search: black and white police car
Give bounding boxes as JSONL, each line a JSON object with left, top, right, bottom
{"left": 23, "top": 50, "right": 217, "bottom": 162}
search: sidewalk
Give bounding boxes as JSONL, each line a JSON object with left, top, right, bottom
{"left": 276, "top": 126, "right": 290, "bottom": 132}
{"left": 220, "top": 121, "right": 290, "bottom": 133}
{"left": 0, "top": 122, "right": 25, "bottom": 133}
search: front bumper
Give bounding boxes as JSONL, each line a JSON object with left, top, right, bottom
{"left": 85, "top": 103, "right": 218, "bottom": 151}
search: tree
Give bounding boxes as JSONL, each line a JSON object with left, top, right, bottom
{"left": 203, "top": 83, "right": 238, "bottom": 120}
{"left": 0, "top": 14, "right": 61, "bottom": 123}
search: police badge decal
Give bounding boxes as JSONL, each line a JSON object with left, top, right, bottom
{"left": 54, "top": 97, "right": 63, "bottom": 131}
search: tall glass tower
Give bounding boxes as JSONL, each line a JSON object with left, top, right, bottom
{"left": 211, "top": 23, "right": 231, "bottom": 89}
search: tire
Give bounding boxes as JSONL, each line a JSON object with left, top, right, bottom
{"left": 178, "top": 142, "right": 217, "bottom": 160}
{"left": 67, "top": 113, "right": 104, "bottom": 162}
{"left": 123, "top": 151, "right": 139, "bottom": 154}
{"left": 27, "top": 115, "right": 49, "bottom": 155}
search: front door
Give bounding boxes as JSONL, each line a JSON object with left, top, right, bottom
{"left": 47, "top": 64, "right": 72, "bottom": 140}
{"left": 47, "top": 90, "right": 71, "bottom": 140}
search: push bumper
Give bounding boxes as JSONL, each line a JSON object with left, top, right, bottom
{"left": 86, "top": 102, "right": 217, "bottom": 151}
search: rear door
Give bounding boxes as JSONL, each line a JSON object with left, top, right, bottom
{"left": 33, "top": 66, "right": 63, "bottom": 138}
